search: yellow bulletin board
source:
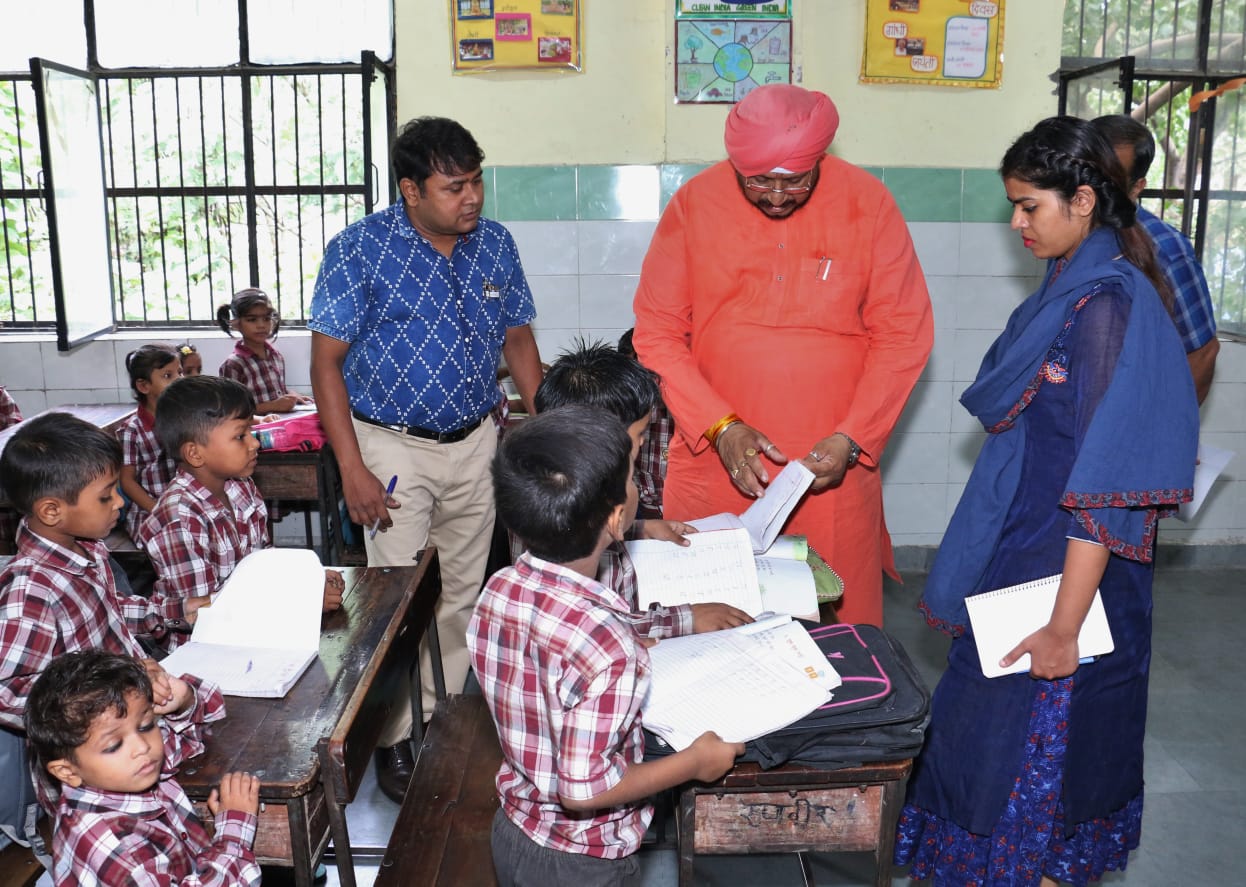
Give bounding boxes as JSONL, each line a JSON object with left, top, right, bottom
{"left": 860, "top": 0, "right": 1004, "bottom": 89}
{"left": 451, "top": 0, "right": 582, "bottom": 72}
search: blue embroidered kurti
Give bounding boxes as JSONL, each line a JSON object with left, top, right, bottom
{"left": 901, "top": 228, "right": 1197, "bottom": 886}
{"left": 309, "top": 201, "right": 536, "bottom": 433}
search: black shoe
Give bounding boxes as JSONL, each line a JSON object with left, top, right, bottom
{"left": 374, "top": 742, "right": 415, "bottom": 804}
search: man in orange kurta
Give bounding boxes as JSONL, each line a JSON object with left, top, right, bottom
{"left": 633, "top": 85, "right": 933, "bottom": 626}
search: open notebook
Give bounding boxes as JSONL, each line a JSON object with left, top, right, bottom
{"left": 643, "top": 614, "right": 841, "bottom": 750}
{"left": 160, "top": 548, "right": 326, "bottom": 697}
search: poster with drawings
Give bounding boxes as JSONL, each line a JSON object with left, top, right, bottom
{"left": 675, "top": 19, "right": 792, "bottom": 104}
{"left": 451, "top": 0, "right": 581, "bottom": 72}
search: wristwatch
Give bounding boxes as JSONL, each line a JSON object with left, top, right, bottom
{"left": 836, "top": 433, "right": 861, "bottom": 467}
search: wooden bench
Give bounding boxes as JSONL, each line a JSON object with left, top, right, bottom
{"left": 0, "top": 841, "right": 43, "bottom": 887}
{"left": 374, "top": 694, "right": 502, "bottom": 887}
{"left": 676, "top": 757, "right": 912, "bottom": 886}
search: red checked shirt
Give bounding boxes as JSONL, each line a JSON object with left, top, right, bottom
{"left": 0, "top": 524, "right": 176, "bottom": 818}
{"left": 634, "top": 404, "right": 673, "bottom": 520}
{"left": 218, "top": 340, "right": 287, "bottom": 406}
{"left": 468, "top": 553, "right": 652, "bottom": 859}
{"left": 141, "top": 470, "right": 269, "bottom": 650}
{"left": 50, "top": 675, "right": 261, "bottom": 887}
{"left": 597, "top": 540, "right": 693, "bottom": 640}
{"left": 0, "top": 524, "right": 156, "bottom": 730}
{"left": 116, "top": 406, "right": 177, "bottom": 545}
{"left": 0, "top": 386, "right": 22, "bottom": 430}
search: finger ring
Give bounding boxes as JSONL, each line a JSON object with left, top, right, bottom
{"left": 745, "top": 447, "right": 758, "bottom": 458}
{"left": 731, "top": 467, "right": 741, "bottom": 477}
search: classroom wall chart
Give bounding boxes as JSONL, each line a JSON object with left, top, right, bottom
{"left": 860, "top": 0, "right": 1004, "bottom": 89}
{"left": 674, "top": 1, "right": 792, "bottom": 104}
{"left": 450, "top": 0, "right": 582, "bottom": 72}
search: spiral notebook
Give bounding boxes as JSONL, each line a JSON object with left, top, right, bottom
{"left": 965, "top": 574, "right": 1114, "bottom": 678}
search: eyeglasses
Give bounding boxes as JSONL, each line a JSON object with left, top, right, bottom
{"left": 742, "top": 171, "right": 815, "bottom": 195}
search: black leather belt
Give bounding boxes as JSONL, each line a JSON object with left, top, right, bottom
{"left": 351, "top": 409, "right": 484, "bottom": 444}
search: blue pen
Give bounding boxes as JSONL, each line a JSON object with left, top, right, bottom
{"left": 370, "top": 475, "right": 399, "bottom": 539}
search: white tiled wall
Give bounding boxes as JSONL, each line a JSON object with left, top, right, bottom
{"left": 3, "top": 219, "right": 1243, "bottom": 553}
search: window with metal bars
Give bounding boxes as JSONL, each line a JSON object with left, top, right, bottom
{"left": 1061, "top": 1, "right": 1246, "bottom": 338}
{"left": 1, "top": 1, "right": 394, "bottom": 345}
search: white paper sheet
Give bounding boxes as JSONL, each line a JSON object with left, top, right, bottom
{"left": 1175, "top": 444, "right": 1234, "bottom": 522}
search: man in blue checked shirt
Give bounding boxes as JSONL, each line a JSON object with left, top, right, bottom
{"left": 309, "top": 117, "right": 543, "bottom": 802}
{"left": 1094, "top": 114, "right": 1220, "bottom": 404}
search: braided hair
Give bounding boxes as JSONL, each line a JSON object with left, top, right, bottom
{"left": 1000, "top": 116, "right": 1174, "bottom": 313}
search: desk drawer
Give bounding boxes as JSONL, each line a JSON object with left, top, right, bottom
{"left": 194, "top": 783, "right": 329, "bottom": 867}
{"left": 691, "top": 784, "right": 882, "bottom": 854}
{"left": 251, "top": 463, "right": 319, "bottom": 502}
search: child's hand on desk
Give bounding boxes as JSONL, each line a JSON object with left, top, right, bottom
{"left": 210, "top": 772, "right": 261, "bottom": 817}
{"left": 322, "top": 569, "right": 345, "bottom": 613}
{"left": 690, "top": 603, "right": 753, "bottom": 633}
{"left": 638, "top": 519, "right": 697, "bottom": 546}
{"left": 271, "top": 394, "right": 299, "bottom": 413}
{"left": 293, "top": 392, "right": 314, "bottom": 405}
{"left": 687, "top": 731, "right": 745, "bottom": 783}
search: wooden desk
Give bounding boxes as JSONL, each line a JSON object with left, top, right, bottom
{"left": 251, "top": 443, "right": 348, "bottom": 564}
{"left": 177, "top": 551, "right": 442, "bottom": 887}
{"left": 677, "top": 758, "right": 911, "bottom": 887}
{"left": 0, "top": 402, "right": 137, "bottom": 457}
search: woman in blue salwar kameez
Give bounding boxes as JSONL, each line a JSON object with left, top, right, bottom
{"left": 896, "top": 117, "right": 1199, "bottom": 887}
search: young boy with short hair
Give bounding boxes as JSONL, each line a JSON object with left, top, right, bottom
{"left": 141, "top": 377, "right": 342, "bottom": 651}
{"left": 25, "top": 650, "right": 261, "bottom": 886}
{"left": 0, "top": 413, "right": 182, "bottom": 728}
{"left": 468, "top": 406, "right": 743, "bottom": 885}
{"left": 534, "top": 340, "right": 750, "bottom": 639}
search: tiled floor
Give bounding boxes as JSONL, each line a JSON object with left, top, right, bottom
{"left": 312, "top": 565, "right": 1242, "bottom": 886}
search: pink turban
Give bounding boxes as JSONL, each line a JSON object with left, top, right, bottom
{"left": 724, "top": 85, "right": 840, "bottom": 177}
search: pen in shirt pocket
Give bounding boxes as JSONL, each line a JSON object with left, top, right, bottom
{"left": 817, "top": 256, "right": 832, "bottom": 281}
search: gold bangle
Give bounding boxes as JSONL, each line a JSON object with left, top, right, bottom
{"left": 704, "top": 412, "right": 741, "bottom": 447}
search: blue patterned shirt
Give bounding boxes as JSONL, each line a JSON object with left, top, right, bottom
{"left": 1138, "top": 207, "right": 1217, "bottom": 352}
{"left": 309, "top": 201, "right": 536, "bottom": 432}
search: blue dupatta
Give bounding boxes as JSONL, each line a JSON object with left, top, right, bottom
{"left": 920, "top": 227, "right": 1198, "bottom": 635}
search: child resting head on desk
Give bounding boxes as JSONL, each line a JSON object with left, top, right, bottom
{"left": 535, "top": 339, "right": 752, "bottom": 639}
{"left": 216, "top": 287, "right": 313, "bottom": 415}
{"left": 467, "top": 406, "right": 744, "bottom": 884}
{"left": 26, "top": 650, "right": 262, "bottom": 887}
{"left": 117, "top": 344, "right": 182, "bottom": 547}
{"left": 141, "top": 376, "right": 343, "bottom": 653}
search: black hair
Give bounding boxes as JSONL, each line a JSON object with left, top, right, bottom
{"left": 0, "top": 413, "right": 122, "bottom": 514}
{"left": 1000, "top": 115, "right": 1174, "bottom": 312}
{"left": 617, "top": 328, "right": 636, "bottom": 360}
{"left": 155, "top": 375, "right": 256, "bottom": 457}
{"left": 392, "top": 117, "right": 485, "bottom": 194}
{"left": 493, "top": 405, "right": 632, "bottom": 563}
{"left": 124, "top": 343, "right": 180, "bottom": 403}
{"left": 25, "top": 650, "right": 152, "bottom": 777}
{"left": 216, "top": 288, "right": 280, "bottom": 339}
{"left": 1091, "top": 114, "right": 1156, "bottom": 183}
{"left": 534, "top": 338, "right": 658, "bottom": 426}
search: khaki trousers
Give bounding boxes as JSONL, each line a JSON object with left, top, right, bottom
{"left": 353, "top": 417, "right": 497, "bottom": 746}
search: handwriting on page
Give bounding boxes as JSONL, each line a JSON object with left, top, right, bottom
{"left": 629, "top": 528, "right": 764, "bottom": 613}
